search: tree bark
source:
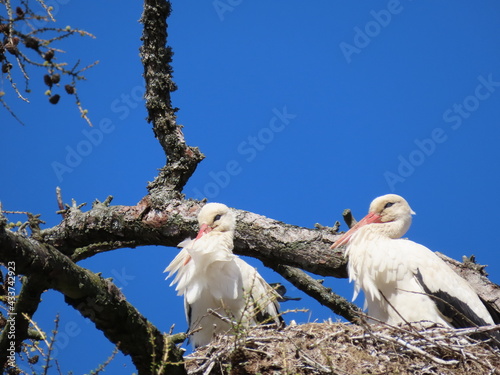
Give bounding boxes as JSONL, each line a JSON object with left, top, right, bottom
{"left": 272, "top": 264, "right": 361, "bottom": 322}
{"left": 0, "top": 216, "right": 186, "bottom": 375}
{"left": 140, "top": 0, "right": 204, "bottom": 194}
{"left": 40, "top": 197, "right": 347, "bottom": 277}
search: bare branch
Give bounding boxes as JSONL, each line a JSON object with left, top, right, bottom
{"left": 139, "top": 0, "right": 204, "bottom": 195}
{"left": 39, "top": 197, "right": 347, "bottom": 277}
{"left": 0, "top": 217, "right": 186, "bottom": 375}
{"left": 342, "top": 209, "right": 357, "bottom": 229}
{"left": 0, "top": 1, "right": 97, "bottom": 125}
{"left": 271, "top": 264, "right": 360, "bottom": 323}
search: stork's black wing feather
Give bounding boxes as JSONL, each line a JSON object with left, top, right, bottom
{"left": 269, "top": 282, "right": 302, "bottom": 302}
{"left": 479, "top": 296, "right": 500, "bottom": 324}
{"left": 415, "top": 269, "right": 490, "bottom": 328}
{"left": 184, "top": 300, "right": 197, "bottom": 346}
{"left": 253, "top": 299, "right": 285, "bottom": 327}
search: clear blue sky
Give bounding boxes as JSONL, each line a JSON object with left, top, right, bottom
{"left": 2, "top": 1, "right": 500, "bottom": 373}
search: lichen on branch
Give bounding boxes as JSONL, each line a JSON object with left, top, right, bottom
{"left": 139, "top": 0, "right": 204, "bottom": 194}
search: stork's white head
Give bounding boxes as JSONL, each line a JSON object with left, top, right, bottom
{"left": 368, "top": 194, "right": 415, "bottom": 225}
{"left": 195, "top": 203, "right": 236, "bottom": 239}
{"left": 331, "top": 194, "right": 416, "bottom": 249}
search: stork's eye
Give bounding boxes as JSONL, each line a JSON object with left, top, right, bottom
{"left": 384, "top": 202, "right": 395, "bottom": 209}
{"left": 214, "top": 214, "right": 222, "bottom": 222}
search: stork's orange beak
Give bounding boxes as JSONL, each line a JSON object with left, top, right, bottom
{"left": 195, "top": 223, "right": 213, "bottom": 240}
{"left": 330, "top": 212, "right": 382, "bottom": 249}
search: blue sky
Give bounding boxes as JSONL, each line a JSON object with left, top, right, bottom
{"left": 2, "top": 1, "right": 500, "bottom": 373}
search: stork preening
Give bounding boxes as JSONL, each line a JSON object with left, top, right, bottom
{"left": 331, "top": 194, "right": 499, "bottom": 334}
{"left": 165, "top": 203, "right": 282, "bottom": 348}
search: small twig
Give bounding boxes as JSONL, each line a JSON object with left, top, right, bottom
{"left": 0, "top": 97, "right": 26, "bottom": 125}
{"left": 43, "top": 314, "right": 60, "bottom": 375}
{"left": 88, "top": 346, "right": 119, "bottom": 374}
{"left": 202, "top": 360, "right": 216, "bottom": 375}
{"left": 1, "top": 210, "right": 30, "bottom": 215}
{"left": 314, "top": 221, "right": 340, "bottom": 234}
{"left": 371, "top": 331, "right": 460, "bottom": 366}
{"left": 299, "top": 352, "right": 335, "bottom": 373}
{"left": 22, "top": 313, "right": 47, "bottom": 342}
{"left": 35, "top": 0, "right": 56, "bottom": 21}
{"left": 207, "top": 308, "right": 236, "bottom": 326}
{"left": 56, "top": 187, "right": 65, "bottom": 218}
{"left": 342, "top": 209, "right": 357, "bottom": 229}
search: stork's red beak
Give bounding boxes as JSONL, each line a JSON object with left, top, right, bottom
{"left": 330, "top": 212, "right": 382, "bottom": 249}
{"left": 195, "top": 223, "right": 213, "bottom": 240}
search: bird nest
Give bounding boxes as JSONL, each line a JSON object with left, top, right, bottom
{"left": 184, "top": 321, "right": 500, "bottom": 375}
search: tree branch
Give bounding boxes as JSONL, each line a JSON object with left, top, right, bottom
{"left": 139, "top": 0, "right": 204, "bottom": 194}
{"left": 271, "top": 264, "right": 361, "bottom": 323}
{"left": 234, "top": 209, "right": 348, "bottom": 278}
{"left": 41, "top": 196, "right": 201, "bottom": 258}
{"left": 40, "top": 197, "right": 348, "bottom": 278}
{"left": 342, "top": 209, "right": 357, "bottom": 229}
{"left": 0, "top": 217, "right": 186, "bottom": 375}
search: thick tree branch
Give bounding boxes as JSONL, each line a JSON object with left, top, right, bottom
{"left": 41, "top": 197, "right": 201, "bottom": 258}
{"left": 0, "top": 217, "right": 186, "bottom": 375}
{"left": 234, "top": 210, "right": 348, "bottom": 278}
{"left": 140, "top": 0, "right": 204, "bottom": 194}
{"left": 271, "top": 264, "right": 361, "bottom": 323}
{"left": 41, "top": 197, "right": 348, "bottom": 277}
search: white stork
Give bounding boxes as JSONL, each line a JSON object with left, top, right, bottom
{"left": 331, "top": 194, "right": 499, "bottom": 332}
{"left": 165, "top": 203, "right": 282, "bottom": 347}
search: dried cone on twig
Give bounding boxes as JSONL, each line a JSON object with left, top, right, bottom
{"left": 16, "top": 7, "right": 25, "bottom": 18}
{"left": 65, "top": 85, "right": 75, "bottom": 94}
{"left": 44, "top": 50, "right": 54, "bottom": 61}
{"left": 44, "top": 74, "right": 52, "bottom": 87}
{"left": 49, "top": 94, "right": 60, "bottom": 104}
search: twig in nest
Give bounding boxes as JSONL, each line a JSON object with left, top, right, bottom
{"left": 371, "top": 331, "right": 459, "bottom": 366}
{"left": 207, "top": 308, "right": 237, "bottom": 326}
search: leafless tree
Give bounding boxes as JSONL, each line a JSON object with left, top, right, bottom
{"left": 1, "top": 1, "right": 499, "bottom": 374}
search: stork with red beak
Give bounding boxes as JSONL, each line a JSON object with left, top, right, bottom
{"left": 165, "top": 203, "right": 282, "bottom": 348}
{"left": 331, "top": 194, "right": 499, "bottom": 331}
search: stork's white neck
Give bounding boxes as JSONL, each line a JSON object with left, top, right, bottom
{"left": 193, "top": 229, "right": 235, "bottom": 254}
